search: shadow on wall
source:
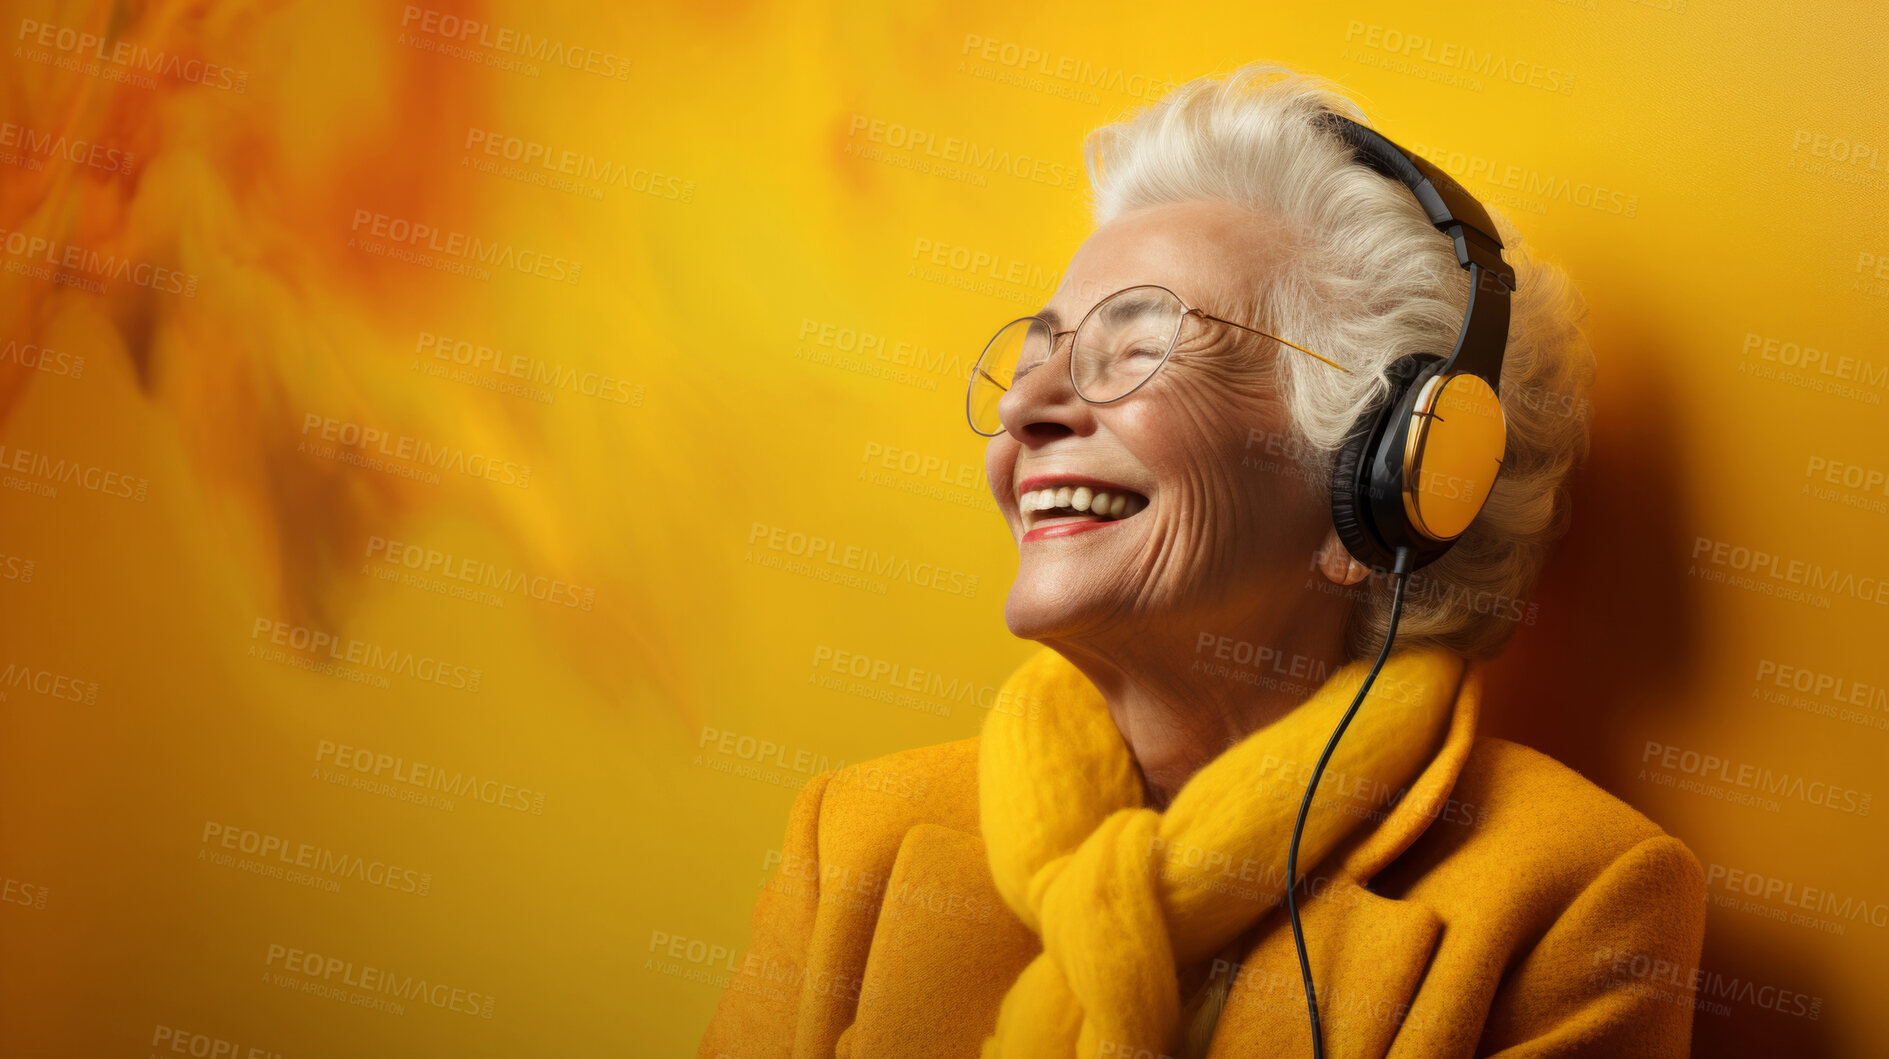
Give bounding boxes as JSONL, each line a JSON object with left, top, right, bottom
{"left": 1477, "top": 300, "right": 1841, "bottom": 1058}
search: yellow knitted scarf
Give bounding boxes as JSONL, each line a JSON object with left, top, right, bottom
{"left": 976, "top": 643, "right": 1465, "bottom": 1059}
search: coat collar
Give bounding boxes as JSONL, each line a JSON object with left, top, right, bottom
{"left": 1338, "top": 655, "right": 1487, "bottom": 883}
{"left": 1199, "top": 655, "right": 1489, "bottom": 1057}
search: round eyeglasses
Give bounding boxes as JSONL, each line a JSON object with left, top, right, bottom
{"left": 965, "top": 284, "right": 1351, "bottom": 437}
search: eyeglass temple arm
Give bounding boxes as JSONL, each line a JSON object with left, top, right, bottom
{"left": 1208, "top": 315, "right": 1351, "bottom": 374}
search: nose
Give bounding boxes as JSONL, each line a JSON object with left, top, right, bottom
{"left": 997, "top": 331, "right": 1093, "bottom": 441}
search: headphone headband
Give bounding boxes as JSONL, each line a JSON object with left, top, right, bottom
{"left": 1317, "top": 113, "right": 1515, "bottom": 390}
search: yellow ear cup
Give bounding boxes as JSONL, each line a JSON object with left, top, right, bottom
{"left": 1400, "top": 373, "right": 1507, "bottom": 542}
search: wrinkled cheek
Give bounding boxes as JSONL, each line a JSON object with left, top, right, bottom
{"left": 1148, "top": 376, "right": 1267, "bottom": 455}
{"left": 1128, "top": 502, "right": 1214, "bottom": 605}
{"left": 1153, "top": 377, "right": 1300, "bottom": 516}
{"left": 1132, "top": 472, "right": 1282, "bottom": 616}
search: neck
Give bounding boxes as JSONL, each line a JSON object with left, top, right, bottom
{"left": 1042, "top": 583, "right": 1357, "bottom": 810}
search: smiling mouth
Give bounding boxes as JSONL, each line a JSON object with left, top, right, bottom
{"left": 1019, "top": 484, "right": 1149, "bottom": 534}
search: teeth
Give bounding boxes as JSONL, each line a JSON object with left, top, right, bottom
{"left": 1017, "top": 484, "right": 1148, "bottom": 530}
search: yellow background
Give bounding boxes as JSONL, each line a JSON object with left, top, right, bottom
{"left": 1, "top": 0, "right": 1884, "bottom": 1055}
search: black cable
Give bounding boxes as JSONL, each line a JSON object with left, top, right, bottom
{"left": 1285, "top": 544, "right": 1413, "bottom": 1058}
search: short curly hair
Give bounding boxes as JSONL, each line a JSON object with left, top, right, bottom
{"left": 1083, "top": 61, "right": 1598, "bottom": 661}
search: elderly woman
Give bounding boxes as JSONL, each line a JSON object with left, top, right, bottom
{"left": 699, "top": 64, "right": 1705, "bottom": 1059}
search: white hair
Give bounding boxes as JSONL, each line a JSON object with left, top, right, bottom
{"left": 1083, "top": 61, "right": 1598, "bottom": 661}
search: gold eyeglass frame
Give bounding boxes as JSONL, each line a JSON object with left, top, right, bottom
{"left": 965, "top": 283, "right": 1351, "bottom": 437}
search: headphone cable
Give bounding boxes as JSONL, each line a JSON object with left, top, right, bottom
{"left": 1285, "top": 544, "right": 1413, "bottom": 1059}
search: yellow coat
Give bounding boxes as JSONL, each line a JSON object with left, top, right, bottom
{"left": 697, "top": 658, "right": 1708, "bottom": 1058}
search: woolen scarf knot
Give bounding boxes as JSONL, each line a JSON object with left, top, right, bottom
{"left": 976, "top": 644, "right": 1463, "bottom": 1059}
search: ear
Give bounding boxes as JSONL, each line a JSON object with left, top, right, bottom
{"left": 1315, "top": 527, "right": 1372, "bottom": 586}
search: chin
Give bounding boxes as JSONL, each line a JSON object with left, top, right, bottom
{"left": 1002, "top": 563, "right": 1145, "bottom": 644}
{"left": 1002, "top": 580, "right": 1102, "bottom": 643}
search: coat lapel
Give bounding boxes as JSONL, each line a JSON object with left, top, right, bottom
{"left": 1207, "top": 658, "right": 1488, "bottom": 1059}
{"left": 1206, "top": 882, "right": 1443, "bottom": 1058}
{"left": 839, "top": 823, "right": 1039, "bottom": 1059}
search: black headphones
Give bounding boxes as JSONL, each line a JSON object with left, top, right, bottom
{"left": 1274, "top": 114, "right": 1519, "bottom": 1059}
{"left": 1319, "top": 113, "right": 1515, "bottom": 575}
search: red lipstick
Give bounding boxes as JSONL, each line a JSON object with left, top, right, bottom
{"left": 1021, "top": 519, "right": 1125, "bottom": 543}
